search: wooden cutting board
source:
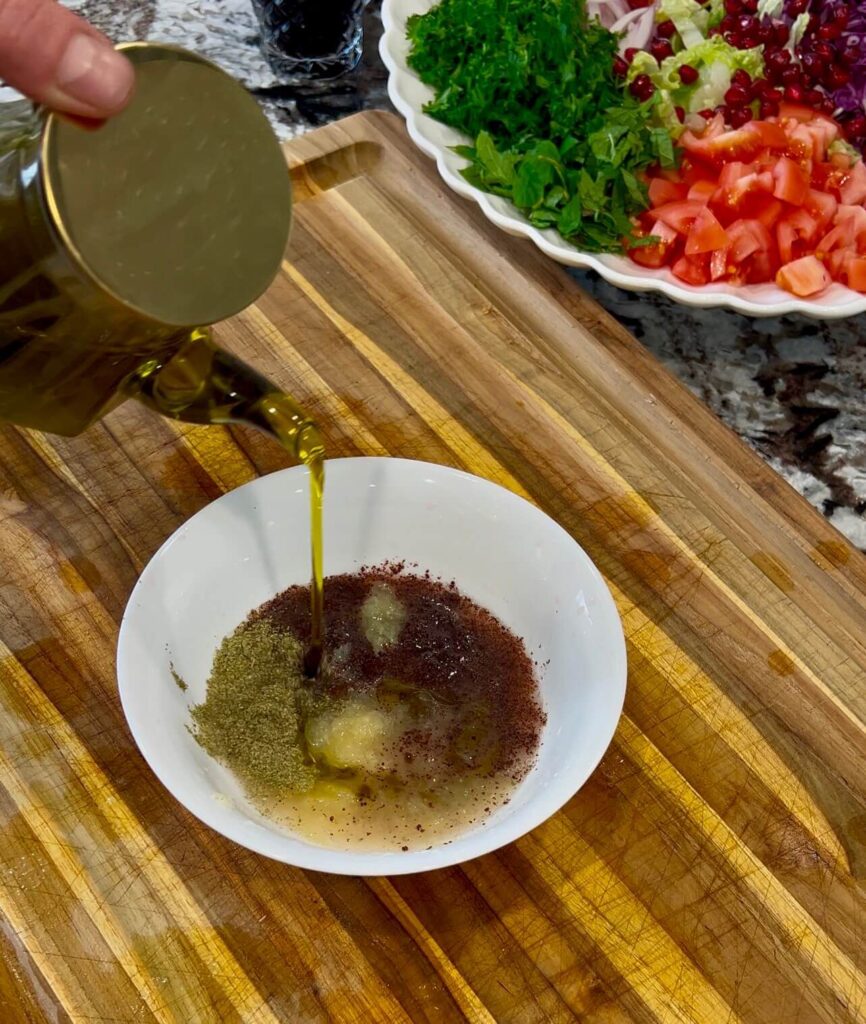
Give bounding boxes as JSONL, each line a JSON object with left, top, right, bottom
{"left": 0, "top": 110, "right": 865, "bottom": 1024}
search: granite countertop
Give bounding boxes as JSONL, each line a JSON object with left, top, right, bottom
{"left": 68, "top": 0, "right": 866, "bottom": 549}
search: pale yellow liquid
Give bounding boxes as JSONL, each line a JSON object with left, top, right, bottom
{"left": 253, "top": 689, "right": 520, "bottom": 852}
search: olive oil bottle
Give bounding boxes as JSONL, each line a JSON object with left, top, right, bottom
{"left": 0, "top": 43, "right": 326, "bottom": 666}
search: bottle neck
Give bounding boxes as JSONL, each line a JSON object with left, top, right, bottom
{"left": 127, "top": 329, "right": 324, "bottom": 464}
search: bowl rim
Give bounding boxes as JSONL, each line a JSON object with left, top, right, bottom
{"left": 117, "top": 456, "right": 627, "bottom": 875}
{"left": 378, "top": 0, "right": 866, "bottom": 320}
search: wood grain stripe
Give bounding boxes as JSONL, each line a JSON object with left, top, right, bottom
{"left": 616, "top": 716, "right": 866, "bottom": 1022}
{"left": 367, "top": 878, "right": 497, "bottom": 1024}
{"left": 0, "top": 645, "right": 283, "bottom": 1024}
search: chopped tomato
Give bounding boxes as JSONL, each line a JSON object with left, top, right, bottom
{"left": 709, "top": 246, "right": 732, "bottom": 281}
{"left": 629, "top": 241, "right": 671, "bottom": 268}
{"left": 628, "top": 112, "right": 866, "bottom": 297}
{"left": 786, "top": 123, "right": 821, "bottom": 161}
{"left": 779, "top": 102, "right": 816, "bottom": 123}
{"left": 679, "top": 159, "right": 716, "bottom": 188}
{"left": 727, "top": 219, "right": 773, "bottom": 264}
{"left": 671, "top": 253, "right": 710, "bottom": 285}
{"left": 776, "top": 255, "right": 831, "bottom": 296}
{"left": 826, "top": 247, "right": 855, "bottom": 282}
{"left": 748, "top": 121, "right": 789, "bottom": 150}
{"left": 804, "top": 117, "right": 839, "bottom": 153}
{"left": 750, "top": 195, "right": 784, "bottom": 229}
{"left": 628, "top": 219, "right": 679, "bottom": 268}
{"left": 811, "top": 160, "right": 848, "bottom": 195}
{"left": 819, "top": 205, "right": 866, "bottom": 253}
{"left": 653, "top": 199, "right": 705, "bottom": 234}
{"left": 839, "top": 160, "right": 866, "bottom": 206}
{"left": 803, "top": 188, "right": 837, "bottom": 230}
{"left": 685, "top": 207, "right": 728, "bottom": 255}
{"left": 679, "top": 125, "right": 764, "bottom": 165}
{"left": 687, "top": 179, "right": 716, "bottom": 203}
{"left": 717, "top": 161, "right": 756, "bottom": 191}
{"left": 776, "top": 209, "right": 819, "bottom": 263}
{"left": 649, "top": 177, "right": 688, "bottom": 207}
{"left": 730, "top": 171, "right": 774, "bottom": 205}
{"left": 712, "top": 169, "right": 775, "bottom": 223}
{"left": 744, "top": 251, "right": 776, "bottom": 283}
{"left": 846, "top": 256, "right": 866, "bottom": 292}
{"left": 772, "top": 156, "right": 810, "bottom": 205}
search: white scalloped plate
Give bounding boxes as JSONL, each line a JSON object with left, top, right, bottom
{"left": 380, "top": 0, "right": 866, "bottom": 319}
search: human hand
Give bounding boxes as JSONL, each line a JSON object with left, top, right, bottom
{"left": 0, "top": 0, "right": 134, "bottom": 118}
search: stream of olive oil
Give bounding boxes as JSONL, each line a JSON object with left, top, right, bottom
{"left": 132, "top": 328, "right": 326, "bottom": 671}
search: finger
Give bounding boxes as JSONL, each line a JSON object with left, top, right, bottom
{"left": 0, "top": 0, "right": 134, "bottom": 117}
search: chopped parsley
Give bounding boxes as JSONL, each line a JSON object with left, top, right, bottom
{"left": 407, "top": 0, "right": 676, "bottom": 253}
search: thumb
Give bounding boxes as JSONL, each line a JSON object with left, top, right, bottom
{"left": 0, "top": 0, "right": 134, "bottom": 118}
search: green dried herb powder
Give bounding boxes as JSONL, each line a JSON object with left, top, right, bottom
{"left": 190, "top": 620, "right": 319, "bottom": 797}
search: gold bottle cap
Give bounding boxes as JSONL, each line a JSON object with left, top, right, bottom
{"left": 41, "top": 43, "right": 291, "bottom": 327}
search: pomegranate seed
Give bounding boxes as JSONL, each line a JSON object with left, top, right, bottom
{"left": 656, "top": 19, "right": 676, "bottom": 38}
{"left": 678, "top": 63, "right": 700, "bottom": 85}
{"left": 742, "top": 0, "right": 758, "bottom": 10}
{"left": 752, "top": 77, "right": 771, "bottom": 96}
{"left": 728, "top": 106, "right": 753, "bottom": 127}
{"left": 802, "top": 54, "right": 822, "bottom": 76}
{"left": 630, "top": 74, "right": 655, "bottom": 101}
{"left": 842, "top": 47, "right": 861, "bottom": 65}
{"left": 785, "top": 83, "right": 805, "bottom": 102}
{"left": 767, "top": 48, "right": 791, "bottom": 71}
{"left": 818, "top": 23, "right": 841, "bottom": 41}
{"left": 675, "top": 106, "right": 686, "bottom": 123}
{"left": 650, "top": 38, "right": 674, "bottom": 60}
{"left": 698, "top": 108, "right": 715, "bottom": 119}
{"left": 737, "top": 13, "right": 758, "bottom": 33}
{"left": 760, "top": 100, "right": 780, "bottom": 118}
{"left": 731, "top": 68, "right": 752, "bottom": 89}
{"left": 764, "top": 87, "right": 784, "bottom": 104}
{"left": 828, "top": 67, "right": 851, "bottom": 89}
{"left": 781, "top": 66, "right": 800, "bottom": 86}
{"left": 725, "top": 0, "right": 743, "bottom": 11}
{"left": 721, "top": 14, "right": 736, "bottom": 32}
{"left": 805, "top": 88, "right": 823, "bottom": 106}
{"left": 774, "top": 24, "right": 789, "bottom": 45}
{"left": 708, "top": 25, "right": 722, "bottom": 36}
{"left": 760, "top": 23, "right": 776, "bottom": 45}
{"left": 787, "top": 0, "right": 808, "bottom": 15}
{"left": 819, "top": 96, "right": 837, "bottom": 115}
{"left": 741, "top": 32, "right": 760, "bottom": 48}
{"left": 724, "top": 84, "right": 751, "bottom": 105}
{"left": 834, "top": 5, "right": 850, "bottom": 24}
{"left": 613, "top": 55, "right": 629, "bottom": 78}
{"left": 814, "top": 41, "right": 834, "bottom": 60}
{"left": 845, "top": 115, "right": 866, "bottom": 138}
{"left": 624, "top": 47, "right": 639, "bottom": 63}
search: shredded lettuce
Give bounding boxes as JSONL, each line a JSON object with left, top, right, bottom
{"left": 627, "top": 37, "right": 765, "bottom": 130}
{"left": 787, "top": 12, "right": 810, "bottom": 52}
{"left": 756, "top": 0, "right": 784, "bottom": 18}
{"left": 829, "top": 138, "right": 862, "bottom": 164}
{"left": 706, "top": 0, "right": 726, "bottom": 29}
{"left": 658, "top": 0, "right": 709, "bottom": 48}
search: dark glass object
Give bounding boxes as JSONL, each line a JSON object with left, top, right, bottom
{"left": 250, "top": 0, "right": 366, "bottom": 82}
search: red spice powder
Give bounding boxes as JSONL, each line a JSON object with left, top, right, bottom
{"left": 250, "top": 565, "right": 545, "bottom": 780}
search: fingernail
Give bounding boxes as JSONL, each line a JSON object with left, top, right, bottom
{"left": 55, "top": 35, "right": 134, "bottom": 114}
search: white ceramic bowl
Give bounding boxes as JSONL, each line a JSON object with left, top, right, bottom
{"left": 117, "top": 457, "right": 626, "bottom": 875}
{"left": 380, "top": 0, "right": 866, "bottom": 319}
